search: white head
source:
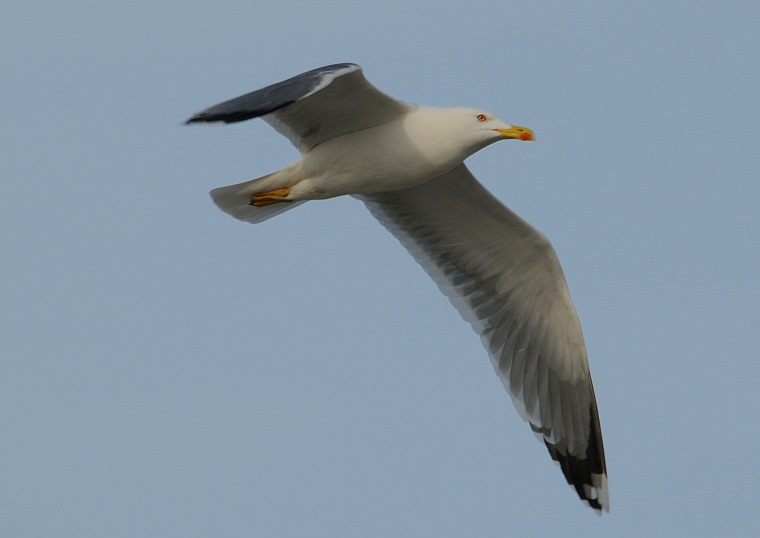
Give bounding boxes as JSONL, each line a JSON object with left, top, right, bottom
{"left": 406, "top": 106, "right": 534, "bottom": 164}
{"left": 449, "top": 106, "right": 534, "bottom": 149}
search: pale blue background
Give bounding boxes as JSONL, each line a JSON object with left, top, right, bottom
{"left": 2, "top": 1, "right": 759, "bottom": 536}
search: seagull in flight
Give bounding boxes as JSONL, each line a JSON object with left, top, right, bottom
{"left": 186, "top": 63, "right": 609, "bottom": 512}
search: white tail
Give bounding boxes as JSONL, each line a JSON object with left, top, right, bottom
{"left": 209, "top": 175, "right": 306, "bottom": 224}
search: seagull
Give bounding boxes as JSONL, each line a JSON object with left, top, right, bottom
{"left": 186, "top": 63, "right": 609, "bottom": 512}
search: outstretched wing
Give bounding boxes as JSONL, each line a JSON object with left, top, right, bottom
{"left": 359, "top": 164, "right": 609, "bottom": 512}
{"left": 186, "top": 63, "right": 411, "bottom": 151}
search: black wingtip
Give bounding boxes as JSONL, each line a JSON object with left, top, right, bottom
{"left": 543, "top": 402, "right": 609, "bottom": 512}
{"left": 183, "top": 110, "right": 236, "bottom": 125}
{"left": 183, "top": 63, "right": 361, "bottom": 126}
{"left": 545, "top": 442, "right": 608, "bottom": 512}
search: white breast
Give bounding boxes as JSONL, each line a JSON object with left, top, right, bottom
{"left": 298, "top": 107, "right": 472, "bottom": 197}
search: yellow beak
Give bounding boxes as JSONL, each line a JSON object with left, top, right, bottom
{"left": 495, "top": 125, "right": 535, "bottom": 141}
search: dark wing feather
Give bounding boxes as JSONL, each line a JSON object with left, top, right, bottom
{"left": 186, "top": 63, "right": 410, "bottom": 151}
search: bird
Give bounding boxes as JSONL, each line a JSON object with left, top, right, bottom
{"left": 186, "top": 63, "right": 609, "bottom": 513}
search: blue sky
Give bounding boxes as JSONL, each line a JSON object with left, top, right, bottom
{"left": 2, "top": 1, "right": 759, "bottom": 536}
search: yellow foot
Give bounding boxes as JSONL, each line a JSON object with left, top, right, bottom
{"left": 250, "top": 187, "right": 292, "bottom": 207}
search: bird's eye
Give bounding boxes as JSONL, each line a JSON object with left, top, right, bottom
{"left": 476, "top": 114, "right": 488, "bottom": 122}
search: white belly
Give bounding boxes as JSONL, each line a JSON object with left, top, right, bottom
{"left": 294, "top": 119, "right": 461, "bottom": 199}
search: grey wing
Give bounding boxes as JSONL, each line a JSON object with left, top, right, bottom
{"left": 358, "top": 164, "right": 609, "bottom": 512}
{"left": 186, "top": 63, "right": 411, "bottom": 151}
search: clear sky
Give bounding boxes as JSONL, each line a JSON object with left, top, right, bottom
{"left": 2, "top": 1, "right": 759, "bottom": 536}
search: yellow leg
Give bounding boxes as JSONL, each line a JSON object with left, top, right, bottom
{"left": 250, "top": 187, "right": 292, "bottom": 207}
